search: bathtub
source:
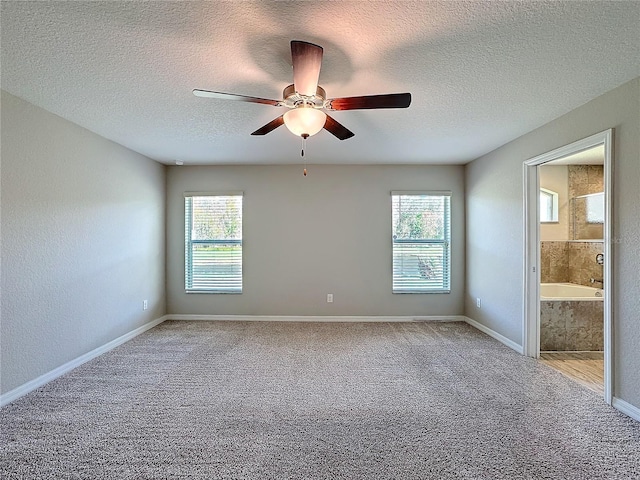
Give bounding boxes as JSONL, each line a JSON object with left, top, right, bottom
{"left": 540, "top": 283, "right": 604, "bottom": 351}
{"left": 540, "top": 283, "right": 603, "bottom": 301}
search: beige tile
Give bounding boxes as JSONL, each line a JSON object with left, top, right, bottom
{"left": 541, "top": 241, "right": 569, "bottom": 283}
{"left": 587, "top": 165, "right": 604, "bottom": 190}
{"left": 568, "top": 242, "right": 604, "bottom": 286}
{"left": 540, "top": 299, "right": 602, "bottom": 352}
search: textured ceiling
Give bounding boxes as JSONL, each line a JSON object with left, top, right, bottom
{"left": 1, "top": 1, "right": 639, "bottom": 165}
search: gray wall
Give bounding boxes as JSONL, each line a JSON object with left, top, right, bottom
{"left": 167, "top": 164, "right": 465, "bottom": 317}
{"left": 465, "top": 78, "right": 640, "bottom": 407}
{"left": 1, "top": 91, "right": 166, "bottom": 394}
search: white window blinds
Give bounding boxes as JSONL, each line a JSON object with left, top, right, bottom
{"left": 185, "top": 194, "right": 243, "bottom": 293}
{"left": 392, "top": 192, "right": 451, "bottom": 293}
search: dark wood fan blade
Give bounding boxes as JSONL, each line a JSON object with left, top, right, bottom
{"left": 251, "top": 116, "right": 284, "bottom": 136}
{"left": 193, "top": 89, "right": 282, "bottom": 107}
{"left": 291, "top": 41, "right": 323, "bottom": 97}
{"left": 325, "top": 93, "right": 411, "bottom": 111}
{"left": 323, "top": 114, "right": 355, "bottom": 140}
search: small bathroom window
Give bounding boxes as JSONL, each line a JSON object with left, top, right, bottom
{"left": 585, "top": 192, "right": 605, "bottom": 224}
{"left": 540, "top": 188, "right": 559, "bottom": 223}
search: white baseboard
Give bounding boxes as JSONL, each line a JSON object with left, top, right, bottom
{"left": 463, "top": 316, "right": 524, "bottom": 354}
{"left": 164, "top": 314, "right": 468, "bottom": 323}
{"left": 612, "top": 397, "right": 640, "bottom": 423}
{"left": 0, "top": 315, "right": 169, "bottom": 407}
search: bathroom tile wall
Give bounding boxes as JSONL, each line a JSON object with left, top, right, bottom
{"left": 568, "top": 165, "right": 604, "bottom": 240}
{"left": 540, "top": 239, "right": 604, "bottom": 351}
{"left": 540, "top": 300, "right": 604, "bottom": 351}
{"left": 568, "top": 242, "right": 604, "bottom": 287}
{"left": 541, "top": 241, "right": 569, "bottom": 283}
{"left": 540, "top": 241, "right": 603, "bottom": 285}
{"left": 568, "top": 164, "right": 604, "bottom": 197}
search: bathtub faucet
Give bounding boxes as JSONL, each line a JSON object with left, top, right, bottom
{"left": 590, "top": 278, "right": 603, "bottom": 286}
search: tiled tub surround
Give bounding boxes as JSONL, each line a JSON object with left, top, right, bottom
{"left": 541, "top": 241, "right": 603, "bottom": 287}
{"left": 540, "top": 284, "right": 604, "bottom": 351}
{"left": 541, "top": 241, "right": 569, "bottom": 283}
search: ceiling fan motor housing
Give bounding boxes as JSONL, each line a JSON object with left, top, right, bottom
{"left": 282, "top": 84, "right": 326, "bottom": 109}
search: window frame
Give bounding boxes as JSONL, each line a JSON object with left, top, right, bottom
{"left": 391, "top": 191, "right": 451, "bottom": 294}
{"left": 539, "top": 187, "right": 559, "bottom": 223}
{"left": 184, "top": 192, "right": 243, "bottom": 294}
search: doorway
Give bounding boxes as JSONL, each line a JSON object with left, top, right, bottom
{"left": 523, "top": 129, "right": 613, "bottom": 404}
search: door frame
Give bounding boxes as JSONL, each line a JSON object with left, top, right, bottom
{"left": 522, "top": 129, "right": 613, "bottom": 404}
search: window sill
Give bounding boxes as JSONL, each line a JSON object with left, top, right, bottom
{"left": 185, "top": 290, "right": 242, "bottom": 294}
{"left": 393, "top": 290, "right": 451, "bottom": 294}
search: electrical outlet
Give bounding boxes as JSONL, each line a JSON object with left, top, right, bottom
{"left": 327, "top": 294, "right": 333, "bottom": 303}
{"left": 476, "top": 298, "right": 481, "bottom": 309}
{"left": 143, "top": 300, "right": 148, "bottom": 311}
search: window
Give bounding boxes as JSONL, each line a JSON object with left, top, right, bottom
{"left": 184, "top": 194, "right": 242, "bottom": 293}
{"left": 539, "top": 188, "right": 559, "bottom": 223}
{"left": 585, "top": 192, "right": 604, "bottom": 224}
{"left": 392, "top": 192, "right": 451, "bottom": 293}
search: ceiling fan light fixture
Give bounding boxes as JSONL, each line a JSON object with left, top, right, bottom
{"left": 194, "top": 41, "right": 411, "bottom": 142}
{"left": 283, "top": 107, "right": 326, "bottom": 137}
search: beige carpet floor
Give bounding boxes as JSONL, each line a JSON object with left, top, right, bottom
{"left": 1, "top": 320, "right": 639, "bottom": 479}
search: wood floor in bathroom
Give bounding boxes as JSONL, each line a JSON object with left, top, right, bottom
{"left": 539, "top": 352, "right": 604, "bottom": 395}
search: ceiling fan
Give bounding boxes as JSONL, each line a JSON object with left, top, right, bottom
{"left": 193, "top": 40, "right": 412, "bottom": 142}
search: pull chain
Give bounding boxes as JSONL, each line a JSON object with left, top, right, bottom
{"left": 301, "top": 133, "right": 309, "bottom": 176}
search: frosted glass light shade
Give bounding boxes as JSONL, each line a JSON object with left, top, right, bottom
{"left": 283, "top": 107, "right": 327, "bottom": 137}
